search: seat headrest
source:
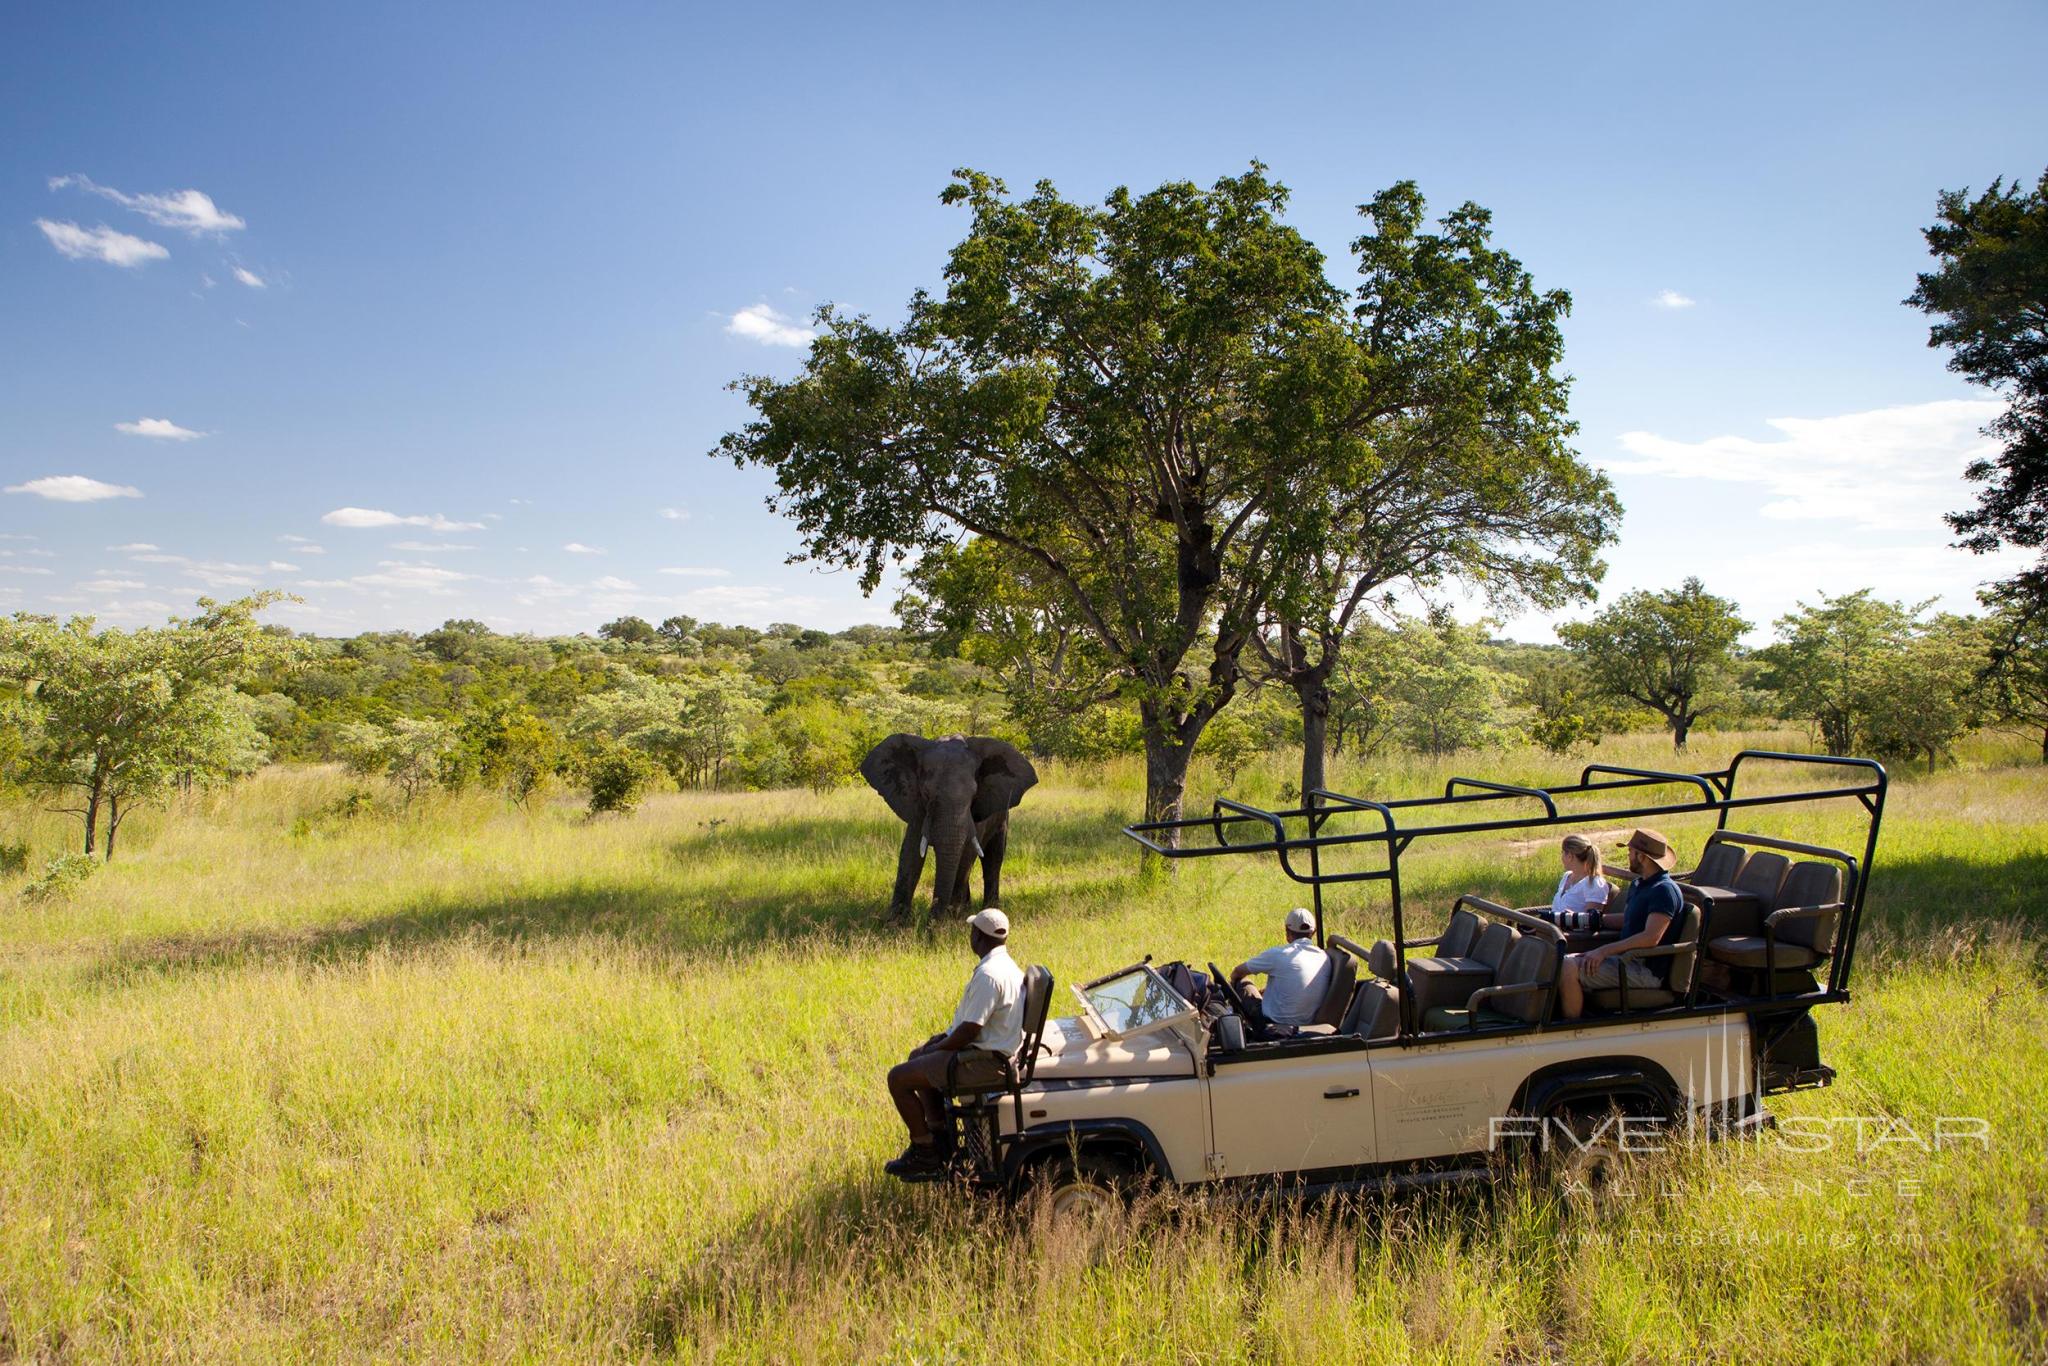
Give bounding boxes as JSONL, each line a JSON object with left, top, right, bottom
{"left": 1733, "top": 851, "right": 1791, "bottom": 901}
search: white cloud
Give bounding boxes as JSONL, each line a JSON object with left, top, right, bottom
{"left": 562, "top": 542, "right": 604, "bottom": 555}
{"left": 232, "top": 266, "right": 265, "bottom": 289}
{"left": 1650, "top": 289, "right": 1696, "bottom": 309}
{"left": 590, "top": 575, "right": 639, "bottom": 592}
{"left": 109, "top": 542, "right": 159, "bottom": 551}
{"left": 115, "top": 417, "right": 204, "bottom": 441}
{"left": 278, "top": 534, "right": 327, "bottom": 554}
{"left": 49, "top": 175, "right": 245, "bottom": 234}
{"left": 78, "top": 577, "right": 146, "bottom": 592}
{"left": 267, "top": 561, "right": 301, "bottom": 572}
{"left": 658, "top": 506, "right": 689, "bottom": 521}
{"left": 0, "top": 565, "right": 56, "bottom": 576}
{"left": 35, "top": 219, "right": 168, "bottom": 267}
{"left": 726, "top": 302, "right": 815, "bottom": 348}
{"left": 390, "top": 540, "right": 477, "bottom": 552}
{"left": 349, "top": 563, "right": 474, "bottom": 595}
{"left": 5, "top": 475, "right": 144, "bottom": 502}
{"left": 322, "top": 507, "right": 485, "bottom": 532}
{"left": 1605, "top": 398, "right": 2004, "bottom": 532}
{"left": 658, "top": 566, "right": 732, "bottom": 578}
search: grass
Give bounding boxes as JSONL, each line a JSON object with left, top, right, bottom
{"left": 0, "top": 728, "right": 2043, "bottom": 1362}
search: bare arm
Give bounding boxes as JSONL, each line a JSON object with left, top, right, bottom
{"left": 1587, "top": 913, "right": 1671, "bottom": 965}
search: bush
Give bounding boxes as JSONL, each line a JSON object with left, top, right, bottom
{"left": 0, "top": 842, "right": 27, "bottom": 877}
{"left": 586, "top": 748, "right": 650, "bottom": 816}
{"left": 21, "top": 853, "right": 97, "bottom": 904}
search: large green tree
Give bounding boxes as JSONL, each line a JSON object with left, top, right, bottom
{"left": 1559, "top": 578, "right": 1749, "bottom": 751}
{"left": 1251, "top": 184, "right": 1616, "bottom": 797}
{"left": 718, "top": 165, "right": 1348, "bottom": 826}
{"left": 720, "top": 166, "right": 1607, "bottom": 827}
{"left": 1907, "top": 169, "right": 2048, "bottom": 618}
{"left": 1981, "top": 580, "right": 2048, "bottom": 761}
{"left": 0, "top": 595, "right": 305, "bottom": 857}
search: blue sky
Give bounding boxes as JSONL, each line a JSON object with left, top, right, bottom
{"left": 4, "top": 0, "right": 2045, "bottom": 641}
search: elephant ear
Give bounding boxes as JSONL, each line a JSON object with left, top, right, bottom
{"left": 859, "top": 733, "right": 926, "bottom": 824}
{"left": 967, "top": 737, "right": 1038, "bottom": 818}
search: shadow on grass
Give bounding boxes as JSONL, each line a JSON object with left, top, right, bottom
{"left": 81, "top": 805, "right": 1149, "bottom": 987}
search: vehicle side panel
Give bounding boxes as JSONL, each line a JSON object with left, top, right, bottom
{"left": 1206, "top": 1052, "right": 1377, "bottom": 1177}
{"left": 1370, "top": 1014, "right": 1754, "bottom": 1164}
{"left": 1001, "top": 1078, "right": 1210, "bottom": 1182}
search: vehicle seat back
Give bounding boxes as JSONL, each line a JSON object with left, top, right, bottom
{"left": 1312, "top": 943, "right": 1360, "bottom": 1028}
{"left": 1013, "top": 965, "right": 1056, "bottom": 1084}
{"left": 1342, "top": 979, "right": 1401, "bottom": 1039}
{"left": 1665, "top": 904, "right": 1703, "bottom": 996}
{"left": 1691, "top": 839, "right": 1748, "bottom": 888}
{"left": 1472, "top": 923, "right": 1513, "bottom": 974}
{"left": 1732, "top": 850, "right": 1791, "bottom": 904}
{"left": 1489, "top": 934, "right": 1555, "bottom": 1023}
{"left": 1773, "top": 861, "right": 1845, "bottom": 951}
{"left": 1438, "top": 908, "right": 1482, "bottom": 959}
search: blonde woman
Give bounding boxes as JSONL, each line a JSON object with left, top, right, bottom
{"left": 1550, "top": 834, "right": 1610, "bottom": 926}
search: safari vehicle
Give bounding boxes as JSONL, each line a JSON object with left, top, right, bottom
{"left": 927, "top": 751, "right": 1886, "bottom": 1209}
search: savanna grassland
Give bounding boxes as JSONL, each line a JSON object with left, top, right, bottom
{"left": 1, "top": 730, "right": 2044, "bottom": 1363}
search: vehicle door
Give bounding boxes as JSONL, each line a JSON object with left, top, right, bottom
{"left": 1205, "top": 1045, "right": 1377, "bottom": 1178}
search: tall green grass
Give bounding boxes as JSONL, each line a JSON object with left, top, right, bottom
{"left": 0, "top": 730, "right": 2043, "bottom": 1361}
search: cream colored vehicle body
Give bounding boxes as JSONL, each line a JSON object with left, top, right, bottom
{"left": 983, "top": 968, "right": 1757, "bottom": 1191}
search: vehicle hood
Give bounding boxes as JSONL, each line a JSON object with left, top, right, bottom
{"left": 1031, "top": 1015, "right": 1200, "bottom": 1079}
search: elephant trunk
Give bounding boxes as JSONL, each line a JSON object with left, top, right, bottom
{"left": 927, "top": 809, "right": 972, "bottom": 919}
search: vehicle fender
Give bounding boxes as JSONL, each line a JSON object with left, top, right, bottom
{"left": 998, "top": 1118, "right": 1172, "bottom": 1190}
{"left": 1511, "top": 1056, "right": 1682, "bottom": 1124}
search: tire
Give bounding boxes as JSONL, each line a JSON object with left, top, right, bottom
{"left": 1547, "top": 1104, "right": 1636, "bottom": 1210}
{"left": 1034, "top": 1150, "right": 1140, "bottom": 1220}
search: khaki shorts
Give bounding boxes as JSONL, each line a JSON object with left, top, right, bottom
{"left": 1579, "top": 956, "right": 1659, "bottom": 990}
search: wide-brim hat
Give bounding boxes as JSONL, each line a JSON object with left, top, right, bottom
{"left": 1622, "top": 828, "right": 1677, "bottom": 872}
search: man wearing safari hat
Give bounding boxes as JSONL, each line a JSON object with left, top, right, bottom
{"left": 1558, "top": 828, "right": 1687, "bottom": 1020}
{"left": 884, "top": 907, "right": 1025, "bottom": 1179}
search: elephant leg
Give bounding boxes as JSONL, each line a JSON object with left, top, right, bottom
{"left": 979, "top": 817, "right": 1008, "bottom": 908}
{"left": 886, "top": 821, "right": 924, "bottom": 923}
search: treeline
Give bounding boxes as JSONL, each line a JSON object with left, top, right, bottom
{"left": 7, "top": 573, "right": 2044, "bottom": 862}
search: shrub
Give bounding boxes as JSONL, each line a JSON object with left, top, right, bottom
{"left": 0, "top": 842, "right": 27, "bottom": 877}
{"left": 586, "top": 748, "right": 650, "bottom": 816}
{"left": 21, "top": 853, "right": 97, "bottom": 904}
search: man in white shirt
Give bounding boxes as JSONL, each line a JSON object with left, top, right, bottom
{"left": 885, "top": 907, "right": 1026, "bottom": 1179}
{"left": 1230, "top": 907, "right": 1331, "bottom": 1037}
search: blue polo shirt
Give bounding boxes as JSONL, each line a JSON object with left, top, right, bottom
{"left": 1621, "top": 870, "right": 1684, "bottom": 941}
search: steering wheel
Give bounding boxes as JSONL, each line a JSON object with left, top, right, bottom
{"left": 1208, "top": 962, "right": 1245, "bottom": 1014}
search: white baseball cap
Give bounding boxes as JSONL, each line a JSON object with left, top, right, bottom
{"left": 1285, "top": 907, "right": 1316, "bottom": 935}
{"left": 968, "top": 908, "right": 1010, "bottom": 939}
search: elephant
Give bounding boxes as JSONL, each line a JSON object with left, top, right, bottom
{"left": 859, "top": 733, "right": 1039, "bottom": 924}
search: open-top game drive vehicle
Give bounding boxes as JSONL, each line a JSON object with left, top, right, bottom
{"left": 917, "top": 750, "right": 1886, "bottom": 1209}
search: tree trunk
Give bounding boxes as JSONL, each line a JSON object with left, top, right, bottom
{"left": 1140, "top": 704, "right": 1196, "bottom": 844}
{"left": 2039, "top": 724, "right": 2046, "bottom": 764}
{"left": 82, "top": 776, "right": 102, "bottom": 857}
{"left": 1670, "top": 713, "right": 1691, "bottom": 752}
{"left": 1295, "top": 673, "right": 1331, "bottom": 801}
{"left": 105, "top": 796, "right": 121, "bottom": 861}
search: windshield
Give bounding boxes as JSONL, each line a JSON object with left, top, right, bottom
{"left": 1081, "top": 967, "right": 1192, "bottom": 1038}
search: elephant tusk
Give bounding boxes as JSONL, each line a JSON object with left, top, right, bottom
{"left": 972, "top": 834, "right": 985, "bottom": 859}
{"left": 919, "top": 819, "right": 931, "bottom": 860}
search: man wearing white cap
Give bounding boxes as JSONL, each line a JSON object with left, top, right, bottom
{"left": 885, "top": 907, "right": 1026, "bottom": 1179}
{"left": 1229, "top": 907, "right": 1330, "bottom": 1038}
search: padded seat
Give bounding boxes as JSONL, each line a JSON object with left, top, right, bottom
{"left": 1343, "top": 979, "right": 1401, "bottom": 1039}
{"left": 1367, "top": 907, "right": 1479, "bottom": 981}
{"left": 1310, "top": 942, "right": 1360, "bottom": 1029}
{"left": 1422, "top": 935, "right": 1555, "bottom": 1031}
{"left": 1588, "top": 906, "right": 1702, "bottom": 1012}
{"left": 1707, "top": 859, "right": 1845, "bottom": 978}
{"left": 1687, "top": 840, "right": 1748, "bottom": 889}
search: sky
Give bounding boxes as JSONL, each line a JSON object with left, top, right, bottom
{"left": 3, "top": 0, "right": 2045, "bottom": 643}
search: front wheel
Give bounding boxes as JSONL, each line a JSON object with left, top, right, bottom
{"left": 1034, "top": 1151, "right": 1139, "bottom": 1220}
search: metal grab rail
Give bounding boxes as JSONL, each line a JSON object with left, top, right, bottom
{"left": 1444, "top": 777, "right": 1558, "bottom": 819}
{"left": 1119, "top": 749, "right": 1888, "bottom": 1041}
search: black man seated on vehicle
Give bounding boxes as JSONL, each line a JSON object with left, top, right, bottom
{"left": 1229, "top": 907, "right": 1331, "bottom": 1038}
{"left": 1558, "top": 828, "right": 1685, "bottom": 1020}
{"left": 884, "top": 908, "right": 1024, "bottom": 1180}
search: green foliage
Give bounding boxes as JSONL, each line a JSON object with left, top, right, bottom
{"left": 19, "top": 851, "right": 96, "bottom": 904}
{"left": 1559, "top": 578, "right": 1750, "bottom": 751}
{"left": 763, "top": 700, "right": 869, "bottom": 794}
{"left": 0, "top": 841, "right": 27, "bottom": 876}
{"left": 1980, "top": 583, "right": 2048, "bottom": 761}
{"left": 1762, "top": 592, "right": 1989, "bottom": 769}
{"left": 598, "top": 616, "right": 659, "bottom": 646}
{"left": 0, "top": 594, "right": 307, "bottom": 857}
{"left": 336, "top": 717, "right": 456, "bottom": 808}
{"left": 1907, "top": 168, "right": 2048, "bottom": 605}
{"left": 584, "top": 746, "right": 650, "bottom": 816}
{"left": 1518, "top": 654, "right": 1625, "bottom": 755}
